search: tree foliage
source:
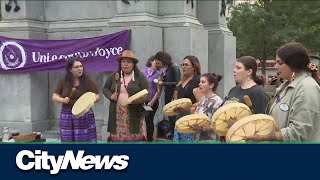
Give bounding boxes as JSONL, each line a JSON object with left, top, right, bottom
{"left": 227, "top": 0, "right": 320, "bottom": 74}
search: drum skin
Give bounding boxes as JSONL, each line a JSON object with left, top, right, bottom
{"left": 226, "top": 114, "right": 278, "bottom": 142}
{"left": 175, "top": 114, "right": 210, "bottom": 134}
{"left": 122, "top": 89, "right": 149, "bottom": 107}
{"left": 163, "top": 98, "right": 192, "bottom": 117}
{"left": 211, "top": 102, "right": 252, "bottom": 136}
{"left": 72, "top": 92, "right": 96, "bottom": 118}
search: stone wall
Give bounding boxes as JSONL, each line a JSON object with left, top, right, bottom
{"left": 0, "top": 0, "right": 236, "bottom": 140}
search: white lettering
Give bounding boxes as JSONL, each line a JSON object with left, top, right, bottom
{"left": 98, "top": 48, "right": 106, "bottom": 57}
{"left": 16, "top": 150, "right": 35, "bottom": 170}
{"left": 30, "top": 46, "right": 123, "bottom": 64}
{"left": 51, "top": 55, "right": 57, "bottom": 62}
{"left": 113, "top": 155, "right": 130, "bottom": 170}
{"left": 118, "top": 47, "right": 123, "bottom": 55}
{"left": 15, "top": 150, "right": 129, "bottom": 174}
{"left": 32, "top": 52, "right": 40, "bottom": 63}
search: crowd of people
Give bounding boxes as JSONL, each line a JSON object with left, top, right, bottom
{"left": 52, "top": 42, "right": 320, "bottom": 143}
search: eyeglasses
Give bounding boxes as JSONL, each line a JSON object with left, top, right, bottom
{"left": 72, "top": 65, "right": 83, "bottom": 69}
{"left": 180, "top": 63, "right": 191, "bottom": 67}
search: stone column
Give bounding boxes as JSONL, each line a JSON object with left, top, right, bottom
{"left": 108, "top": 1, "right": 163, "bottom": 66}
{"left": 197, "top": 0, "right": 236, "bottom": 97}
{"left": 159, "top": 0, "right": 209, "bottom": 72}
{"left": 0, "top": 0, "right": 49, "bottom": 133}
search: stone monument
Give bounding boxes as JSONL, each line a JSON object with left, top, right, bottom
{"left": 0, "top": 0, "right": 236, "bottom": 140}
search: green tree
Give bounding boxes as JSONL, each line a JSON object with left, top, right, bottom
{"left": 227, "top": 0, "right": 320, "bottom": 75}
{"left": 0, "top": 0, "right": 2, "bottom": 21}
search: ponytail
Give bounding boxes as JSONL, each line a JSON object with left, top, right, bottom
{"left": 253, "top": 75, "right": 266, "bottom": 86}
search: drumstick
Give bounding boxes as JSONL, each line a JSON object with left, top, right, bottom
{"left": 172, "top": 91, "right": 178, "bottom": 101}
{"left": 171, "top": 80, "right": 182, "bottom": 101}
{"left": 243, "top": 95, "right": 255, "bottom": 114}
{"left": 176, "top": 80, "right": 182, "bottom": 87}
{"left": 114, "top": 72, "right": 120, "bottom": 94}
{"left": 69, "top": 87, "right": 76, "bottom": 98}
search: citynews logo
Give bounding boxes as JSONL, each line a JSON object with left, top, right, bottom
{"left": 16, "top": 150, "right": 129, "bottom": 175}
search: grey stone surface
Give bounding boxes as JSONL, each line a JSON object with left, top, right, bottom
{"left": 0, "top": 73, "right": 50, "bottom": 133}
{"left": 197, "top": 0, "right": 236, "bottom": 97}
{"left": 0, "top": 73, "right": 31, "bottom": 121}
{"left": 164, "top": 26, "right": 208, "bottom": 72}
{"left": 117, "top": 1, "right": 158, "bottom": 15}
{"left": 44, "top": 1, "right": 117, "bottom": 21}
{"left": 207, "top": 32, "right": 236, "bottom": 97}
{"left": 0, "top": 0, "right": 236, "bottom": 136}
{"left": 159, "top": 1, "right": 196, "bottom": 17}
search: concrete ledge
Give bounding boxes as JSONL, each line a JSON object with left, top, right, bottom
{"left": 0, "top": 120, "right": 50, "bottom": 134}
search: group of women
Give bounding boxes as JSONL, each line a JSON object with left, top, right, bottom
{"left": 52, "top": 42, "right": 320, "bottom": 143}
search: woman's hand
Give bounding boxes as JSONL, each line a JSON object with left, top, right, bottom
{"left": 110, "top": 93, "right": 118, "bottom": 101}
{"left": 173, "top": 106, "right": 186, "bottom": 114}
{"left": 158, "top": 81, "right": 163, "bottom": 85}
{"left": 191, "top": 125, "right": 202, "bottom": 132}
{"left": 147, "top": 101, "right": 154, "bottom": 107}
{"left": 245, "top": 134, "right": 263, "bottom": 142}
{"left": 62, "top": 97, "right": 70, "bottom": 104}
{"left": 246, "top": 131, "right": 281, "bottom": 142}
{"left": 227, "top": 117, "right": 237, "bottom": 128}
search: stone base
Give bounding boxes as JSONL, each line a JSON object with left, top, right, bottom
{"left": 0, "top": 120, "right": 50, "bottom": 134}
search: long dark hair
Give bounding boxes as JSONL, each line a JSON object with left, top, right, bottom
{"left": 277, "top": 42, "right": 319, "bottom": 84}
{"left": 65, "top": 57, "right": 88, "bottom": 92}
{"left": 184, "top": 55, "right": 201, "bottom": 75}
{"left": 237, "top": 56, "right": 265, "bottom": 86}
{"left": 201, "top": 73, "right": 223, "bottom": 92}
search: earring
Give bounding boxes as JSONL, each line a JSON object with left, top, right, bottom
{"left": 291, "top": 72, "right": 295, "bottom": 82}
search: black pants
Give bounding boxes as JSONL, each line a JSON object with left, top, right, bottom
{"left": 164, "top": 95, "right": 176, "bottom": 138}
{"left": 145, "top": 100, "right": 159, "bottom": 141}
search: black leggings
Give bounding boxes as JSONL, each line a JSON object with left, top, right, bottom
{"left": 145, "top": 100, "right": 159, "bottom": 141}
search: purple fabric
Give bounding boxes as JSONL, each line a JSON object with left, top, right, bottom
{"left": 141, "top": 67, "right": 160, "bottom": 101}
{"left": 0, "top": 30, "right": 130, "bottom": 73}
{"left": 59, "top": 108, "right": 97, "bottom": 142}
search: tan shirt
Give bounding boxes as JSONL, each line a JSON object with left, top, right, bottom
{"left": 267, "top": 72, "right": 320, "bottom": 142}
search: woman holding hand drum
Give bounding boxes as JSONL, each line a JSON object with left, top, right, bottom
{"left": 103, "top": 50, "right": 149, "bottom": 142}
{"left": 52, "top": 57, "right": 99, "bottom": 142}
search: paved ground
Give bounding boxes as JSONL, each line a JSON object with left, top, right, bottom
{"left": 44, "top": 137, "right": 171, "bottom": 143}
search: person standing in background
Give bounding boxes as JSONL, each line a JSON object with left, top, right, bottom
{"left": 141, "top": 56, "right": 161, "bottom": 141}
{"left": 154, "top": 51, "right": 181, "bottom": 139}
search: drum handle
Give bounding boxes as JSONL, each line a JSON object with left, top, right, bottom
{"left": 243, "top": 95, "right": 255, "bottom": 114}
{"left": 114, "top": 72, "right": 120, "bottom": 94}
{"left": 172, "top": 91, "right": 178, "bottom": 101}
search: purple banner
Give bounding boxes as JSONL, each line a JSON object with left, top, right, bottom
{"left": 0, "top": 30, "right": 130, "bottom": 73}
